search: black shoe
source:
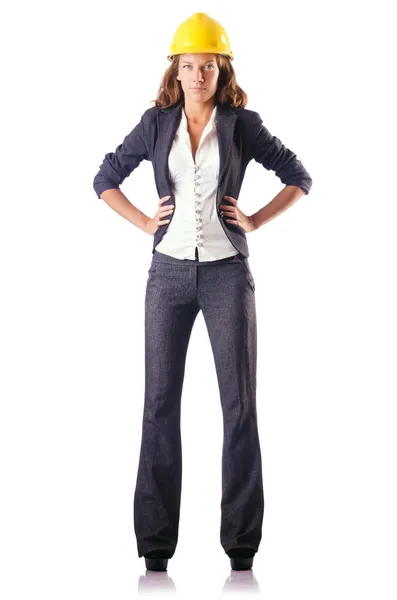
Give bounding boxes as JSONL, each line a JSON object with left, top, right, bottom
{"left": 144, "top": 550, "right": 171, "bottom": 571}
{"left": 227, "top": 548, "right": 255, "bottom": 571}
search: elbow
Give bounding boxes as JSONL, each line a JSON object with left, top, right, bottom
{"left": 296, "top": 176, "right": 313, "bottom": 195}
{"left": 93, "top": 173, "right": 120, "bottom": 199}
{"left": 302, "top": 175, "right": 313, "bottom": 195}
{"left": 284, "top": 164, "right": 313, "bottom": 196}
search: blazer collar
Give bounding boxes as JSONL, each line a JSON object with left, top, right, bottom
{"left": 159, "top": 98, "right": 236, "bottom": 119}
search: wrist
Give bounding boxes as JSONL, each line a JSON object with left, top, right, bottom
{"left": 249, "top": 214, "right": 258, "bottom": 231}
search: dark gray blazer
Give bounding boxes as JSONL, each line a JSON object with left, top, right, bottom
{"left": 93, "top": 99, "right": 312, "bottom": 258}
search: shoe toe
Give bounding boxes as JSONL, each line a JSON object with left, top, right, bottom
{"left": 227, "top": 547, "right": 255, "bottom": 570}
{"left": 230, "top": 556, "right": 254, "bottom": 570}
{"left": 144, "top": 549, "right": 172, "bottom": 571}
{"left": 145, "top": 557, "right": 168, "bottom": 571}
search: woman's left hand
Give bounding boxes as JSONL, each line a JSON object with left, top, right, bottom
{"left": 219, "top": 196, "right": 256, "bottom": 233}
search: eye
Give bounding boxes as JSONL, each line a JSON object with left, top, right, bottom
{"left": 182, "top": 64, "right": 215, "bottom": 69}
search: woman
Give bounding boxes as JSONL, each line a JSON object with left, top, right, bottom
{"left": 93, "top": 12, "right": 312, "bottom": 572}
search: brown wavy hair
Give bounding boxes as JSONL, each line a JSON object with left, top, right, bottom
{"left": 150, "top": 54, "right": 248, "bottom": 109}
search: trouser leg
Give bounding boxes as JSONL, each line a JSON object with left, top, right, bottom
{"left": 198, "top": 258, "right": 264, "bottom": 555}
{"left": 134, "top": 262, "right": 199, "bottom": 558}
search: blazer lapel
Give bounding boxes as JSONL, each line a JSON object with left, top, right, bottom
{"left": 156, "top": 100, "right": 237, "bottom": 207}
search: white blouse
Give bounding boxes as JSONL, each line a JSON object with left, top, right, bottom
{"left": 155, "top": 104, "right": 240, "bottom": 262}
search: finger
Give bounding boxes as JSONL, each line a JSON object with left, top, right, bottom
{"left": 159, "top": 195, "right": 172, "bottom": 204}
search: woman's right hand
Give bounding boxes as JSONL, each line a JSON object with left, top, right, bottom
{"left": 143, "top": 195, "right": 174, "bottom": 235}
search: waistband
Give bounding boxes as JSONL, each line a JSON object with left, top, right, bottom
{"left": 151, "top": 249, "right": 247, "bottom": 267}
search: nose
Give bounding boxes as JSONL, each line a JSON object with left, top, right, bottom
{"left": 192, "top": 69, "right": 204, "bottom": 83}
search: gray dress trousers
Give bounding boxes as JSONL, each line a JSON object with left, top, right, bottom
{"left": 133, "top": 249, "right": 264, "bottom": 558}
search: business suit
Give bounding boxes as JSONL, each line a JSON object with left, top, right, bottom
{"left": 93, "top": 100, "right": 312, "bottom": 563}
{"left": 93, "top": 99, "right": 312, "bottom": 258}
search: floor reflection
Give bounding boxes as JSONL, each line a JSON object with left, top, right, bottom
{"left": 137, "top": 566, "right": 261, "bottom": 595}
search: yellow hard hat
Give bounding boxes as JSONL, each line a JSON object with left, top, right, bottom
{"left": 167, "top": 12, "right": 234, "bottom": 62}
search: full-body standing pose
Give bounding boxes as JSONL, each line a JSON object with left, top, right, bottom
{"left": 93, "top": 12, "right": 313, "bottom": 573}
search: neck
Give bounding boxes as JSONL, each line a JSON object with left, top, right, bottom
{"left": 183, "top": 99, "right": 216, "bottom": 124}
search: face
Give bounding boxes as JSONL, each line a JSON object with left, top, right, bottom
{"left": 176, "top": 53, "right": 220, "bottom": 102}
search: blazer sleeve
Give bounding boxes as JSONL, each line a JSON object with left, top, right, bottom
{"left": 250, "top": 111, "right": 313, "bottom": 195}
{"left": 93, "top": 115, "right": 150, "bottom": 198}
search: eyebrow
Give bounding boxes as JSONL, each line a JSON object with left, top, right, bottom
{"left": 181, "top": 60, "right": 215, "bottom": 64}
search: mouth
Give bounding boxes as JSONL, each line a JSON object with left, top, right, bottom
{"left": 191, "top": 88, "right": 206, "bottom": 91}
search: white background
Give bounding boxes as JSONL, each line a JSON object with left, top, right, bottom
{"left": 1, "top": 0, "right": 396, "bottom": 597}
